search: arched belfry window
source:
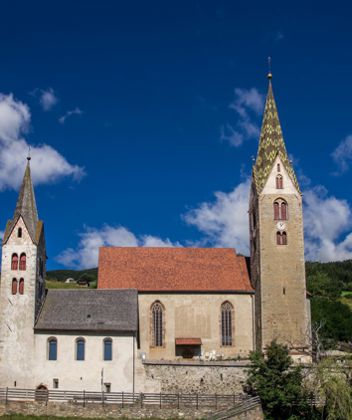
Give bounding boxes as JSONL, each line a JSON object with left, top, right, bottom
{"left": 221, "top": 301, "right": 234, "bottom": 346}
{"left": 276, "top": 175, "right": 283, "bottom": 189}
{"left": 273, "top": 199, "right": 288, "bottom": 221}
{"left": 11, "top": 278, "right": 18, "bottom": 295}
{"left": 11, "top": 254, "right": 18, "bottom": 270}
{"left": 17, "top": 228, "right": 22, "bottom": 238}
{"left": 151, "top": 301, "right": 164, "bottom": 347}
{"left": 277, "top": 231, "right": 288, "bottom": 246}
{"left": 19, "top": 253, "right": 26, "bottom": 271}
{"left": 19, "top": 278, "right": 24, "bottom": 295}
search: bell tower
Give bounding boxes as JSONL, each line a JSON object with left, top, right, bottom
{"left": 249, "top": 72, "right": 310, "bottom": 357}
{"left": 0, "top": 156, "right": 46, "bottom": 387}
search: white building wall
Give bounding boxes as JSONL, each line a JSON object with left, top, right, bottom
{"left": 32, "top": 333, "right": 136, "bottom": 392}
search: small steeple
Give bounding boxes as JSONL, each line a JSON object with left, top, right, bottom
{"left": 3, "top": 157, "right": 39, "bottom": 244}
{"left": 252, "top": 70, "right": 299, "bottom": 193}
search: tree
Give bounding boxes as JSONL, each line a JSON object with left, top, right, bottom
{"left": 246, "top": 341, "right": 316, "bottom": 419}
{"left": 309, "top": 357, "right": 352, "bottom": 420}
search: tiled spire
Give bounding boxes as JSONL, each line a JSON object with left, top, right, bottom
{"left": 252, "top": 75, "right": 300, "bottom": 193}
{"left": 3, "top": 157, "right": 39, "bottom": 244}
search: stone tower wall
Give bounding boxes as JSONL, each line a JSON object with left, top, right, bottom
{"left": 250, "top": 157, "right": 310, "bottom": 353}
{"left": 0, "top": 217, "right": 38, "bottom": 388}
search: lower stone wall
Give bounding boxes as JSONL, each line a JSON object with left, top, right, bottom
{"left": 0, "top": 401, "right": 263, "bottom": 420}
{"left": 142, "top": 361, "right": 250, "bottom": 394}
{"left": 0, "top": 401, "right": 218, "bottom": 419}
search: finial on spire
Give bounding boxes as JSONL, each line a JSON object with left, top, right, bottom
{"left": 267, "top": 56, "right": 272, "bottom": 79}
{"left": 27, "top": 145, "right": 31, "bottom": 162}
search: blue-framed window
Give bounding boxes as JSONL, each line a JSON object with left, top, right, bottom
{"left": 76, "top": 338, "right": 85, "bottom": 361}
{"left": 104, "top": 338, "right": 112, "bottom": 361}
{"left": 48, "top": 338, "right": 57, "bottom": 360}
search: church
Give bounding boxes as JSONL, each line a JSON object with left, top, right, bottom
{"left": 0, "top": 73, "right": 311, "bottom": 393}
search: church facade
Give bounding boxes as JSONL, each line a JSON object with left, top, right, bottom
{"left": 0, "top": 75, "right": 311, "bottom": 393}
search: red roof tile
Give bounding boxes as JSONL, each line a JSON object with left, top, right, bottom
{"left": 98, "top": 247, "right": 253, "bottom": 292}
{"left": 175, "top": 338, "right": 202, "bottom": 345}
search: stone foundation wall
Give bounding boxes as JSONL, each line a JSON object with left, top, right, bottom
{"left": 0, "top": 400, "right": 263, "bottom": 420}
{"left": 142, "top": 361, "right": 250, "bottom": 394}
{"left": 0, "top": 401, "right": 220, "bottom": 419}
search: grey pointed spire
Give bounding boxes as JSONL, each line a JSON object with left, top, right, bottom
{"left": 14, "top": 158, "right": 38, "bottom": 238}
{"left": 3, "top": 159, "right": 40, "bottom": 244}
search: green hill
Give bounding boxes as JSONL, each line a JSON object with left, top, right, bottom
{"left": 47, "top": 268, "right": 98, "bottom": 282}
{"left": 306, "top": 259, "right": 352, "bottom": 349}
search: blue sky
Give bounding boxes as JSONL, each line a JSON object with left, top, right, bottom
{"left": 1, "top": 1, "right": 352, "bottom": 269}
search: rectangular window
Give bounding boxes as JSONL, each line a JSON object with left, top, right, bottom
{"left": 48, "top": 339, "right": 57, "bottom": 361}
{"left": 76, "top": 339, "right": 85, "bottom": 361}
{"left": 104, "top": 339, "right": 112, "bottom": 361}
{"left": 53, "top": 379, "right": 59, "bottom": 389}
{"left": 104, "top": 383, "right": 111, "bottom": 393}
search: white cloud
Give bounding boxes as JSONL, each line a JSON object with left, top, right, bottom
{"left": 183, "top": 179, "right": 250, "bottom": 254}
{"left": 331, "top": 135, "right": 352, "bottom": 175}
{"left": 0, "top": 93, "right": 84, "bottom": 190}
{"left": 59, "top": 107, "right": 83, "bottom": 124}
{"left": 304, "top": 187, "right": 352, "bottom": 261}
{"left": 56, "top": 225, "right": 181, "bottom": 269}
{"left": 184, "top": 178, "right": 352, "bottom": 262}
{"left": 221, "top": 88, "right": 264, "bottom": 147}
{"left": 39, "top": 88, "right": 58, "bottom": 111}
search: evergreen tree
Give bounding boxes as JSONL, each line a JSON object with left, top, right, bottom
{"left": 246, "top": 341, "right": 316, "bottom": 419}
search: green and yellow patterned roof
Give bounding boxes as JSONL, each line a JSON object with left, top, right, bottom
{"left": 253, "top": 78, "right": 300, "bottom": 193}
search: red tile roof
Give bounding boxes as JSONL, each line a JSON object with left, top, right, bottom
{"left": 175, "top": 338, "right": 202, "bottom": 345}
{"left": 98, "top": 247, "right": 253, "bottom": 293}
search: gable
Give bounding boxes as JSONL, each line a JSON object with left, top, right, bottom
{"left": 3, "top": 216, "right": 32, "bottom": 246}
{"left": 261, "top": 156, "right": 299, "bottom": 195}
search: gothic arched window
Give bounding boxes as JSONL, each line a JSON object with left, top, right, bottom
{"left": 17, "top": 227, "right": 22, "bottom": 238}
{"left": 19, "top": 278, "right": 24, "bottom": 295}
{"left": 151, "top": 301, "right": 164, "bottom": 347}
{"left": 11, "top": 278, "right": 18, "bottom": 295}
{"left": 11, "top": 254, "right": 18, "bottom": 270}
{"left": 19, "top": 253, "right": 26, "bottom": 271}
{"left": 276, "top": 175, "right": 283, "bottom": 189}
{"left": 76, "top": 338, "right": 85, "bottom": 361}
{"left": 103, "top": 338, "right": 113, "bottom": 361}
{"left": 277, "top": 163, "right": 281, "bottom": 172}
{"left": 48, "top": 337, "right": 57, "bottom": 361}
{"left": 273, "top": 200, "right": 288, "bottom": 221}
{"left": 221, "top": 301, "right": 234, "bottom": 346}
{"left": 277, "top": 231, "right": 288, "bottom": 246}
{"left": 274, "top": 202, "right": 280, "bottom": 220}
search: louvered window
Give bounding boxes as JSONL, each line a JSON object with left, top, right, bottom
{"left": 277, "top": 231, "right": 288, "bottom": 245}
{"left": 19, "top": 253, "right": 26, "bottom": 271}
{"left": 11, "top": 278, "right": 18, "bottom": 295}
{"left": 11, "top": 254, "right": 18, "bottom": 270}
{"left": 19, "top": 278, "right": 24, "bottom": 295}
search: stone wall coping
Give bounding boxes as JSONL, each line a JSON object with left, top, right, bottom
{"left": 143, "top": 359, "right": 251, "bottom": 367}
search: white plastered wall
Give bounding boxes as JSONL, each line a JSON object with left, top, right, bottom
{"left": 261, "top": 156, "right": 298, "bottom": 196}
{"left": 32, "top": 333, "right": 136, "bottom": 392}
